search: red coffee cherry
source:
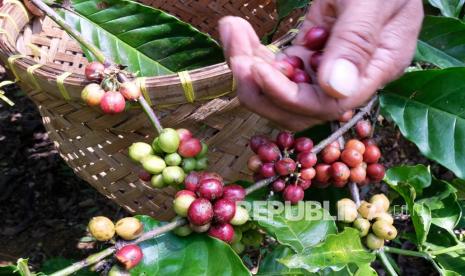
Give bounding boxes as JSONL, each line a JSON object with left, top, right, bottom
{"left": 345, "top": 139, "right": 366, "bottom": 154}
{"left": 178, "top": 138, "right": 202, "bottom": 158}
{"left": 115, "top": 244, "right": 143, "bottom": 270}
{"left": 208, "top": 223, "right": 235, "bottom": 243}
{"left": 119, "top": 81, "right": 141, "bottom": 101}
{"left": 272, "top": 179, "right": 286, "bottom": 192}
{"left": 276, "top": 131, "right": 295, "bottom": 150}
{"left": 283, "top": 185, "right": 305, "bottom": 204}
{"left": 247, "top": 155, "right": 263, "bottom": 172}
{"left": 213, "top": 199, "right": 236, "bottom": 223}
{"left": 321, "top": 145, "right": 341, "bottom": 164}
{"left": 260, "top": 163, "right": 276, "bottom": 177}
{"left": 275, "top": 158, "right": 297, "bottom": 176}
{"left": 315, "top": 163, "right": 331, "bottom": 183}
{"left": 222, "top": 185, "right": 246, "bottom": 202}
{"left": 284, "top": 55, "right": 304, "bottom": 69}
{"left": 350, "top": 165, "right": 367, "bottom": 183}
{"left": 310, "top": 51, "right": 323, "bottom": 72}
{"left": 138, "top": 170, "right": 152, "bottom": 182}
{"left": 258, "top": 144, "right": 280, "bottom": 162}
{"left": 249, "top": 135, "right": 270, "bottom": 153}
{"left": 188, "top": 198, "right": 214, "bottom": 226}
{"left": 198, "top": 179, "right": 224, "bottom": 201}
{"left": 84, "top": 61, "right": 105, "bottom": 81}
{"left": 331, "top": 162, "right": 350, "bottom": 182}
{"left": 333, "top": 179, "right": 348, "bottom": 188}
{"left": 273, "top": 60, "right": 295, "bottom": 78}
{"left": 299, "top": 179, "right": 312, "bottom": 190}
{"left": 363, "top": 145, "right": 381, "bottom": 164}
{"left": 176, "top": 128, "right": 193, "bottom": 143}
{"left": 304, "top": 26, "right": 330, "bottom": 51}
{"left": 367, "top": 163, "right": 385, "bottom": 182}
{"left": 297, "top": 152, "right": 317, "bottom": 168}
{"left": 341, "top": 148, "right": 363, "bottom": 168}
{"left": 291, "top": 69, "right": 311, "bottom": 83}
{"left": 294, "top": 137, "right": 314, "bottom": 152}
{"left": 100, "top": 91, "right": 126, "bottom": 114}
{"left": 355, "top": 120, "right": 372, "bottom": 139}
{"left": 300, "top": 167, "right": 316, "bottom": 180}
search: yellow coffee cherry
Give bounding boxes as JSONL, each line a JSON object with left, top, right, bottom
{"left": 88, "top": 216, "right": 115, "bottom": 241}
{"left": 374, "top": 212, "right": 394, "bottom": 225}
{"left": 372, "top": 220, "right": 397, "bottom": 240}
{"left": 365, "top": 233, "right": 385, "bottom": 250}
{"left": 370, "top": 194, "right": 390, "bottom": 213}
{"left": 336, "top": 198, "right": 358, "bottom": 223}
{"left": 353, "top": 218, "right": 371, "bottom": 237}
{"left": 358, "top": 201, "right": 379, "bottom": 220}
{"left": 115, "top": 217, "right": 144, "bottom": 240}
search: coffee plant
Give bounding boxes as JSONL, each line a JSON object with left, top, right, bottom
{"left": 3, "top": 0, "right": 465, "bottom": 275}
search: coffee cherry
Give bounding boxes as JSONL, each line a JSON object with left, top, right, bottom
{"left": 294, "top": 137, "right": 314, "bottom": 152}
{"left": 208, "top": 223, "right": 235, "bottom": 243}
{"left": 331, "top": 162, "right": 350, "bottom": 182}
{"left": 349, "top": 165, "right": 367, "bottom": 183}
{"left": 230, "top": 206, "right": 249, "bottom": 226}
{"left": 115, "top": 217, "right": 143, "bottom": 240}
{"left": 213, "top": 199, "right": 236, "bottom": 223}
{"left": 247, "top": 155, "right": 263, "bottom": 172}
{"left": 336, "top": 199, "right": 357, "bottom": 223}
{"left": 304, "top": 26, "right": 329, "bottom": 51}
{"left": 178, "top": 138, "right": 202, "bottom": 158}
{"left": 198, "top": 179, "right": 223, "bottom": 201}
{"left": 365, "top": 233, "right": 384, "bottom": 250}
{"left": 141, "top": 155, "right": 166, "bottom": 174}
{"left": 357, "top": 178, "right": 370, "bottom": 187}
{"left": 231, "top": 242, "right": 245, "bottom": 254}
{"left": 299, "top": 179, "right": 312, "bottom": 190}
{"left": 362, "top": 139, "right": 376, "bottom": 147}
{"left": 165, "top": 152, "right": 182, "bottom": 166}
{"left": 174, "top": 190, "right": 197, "bottom": 217}
{"left": 366, "top": 164, "right": 385, "bottom": 182}
{"left": 297, "top": 152, "right": 317, "bottom": 168}
{"left": 273, "top": 60, "right": 295, "bottom": 78}
{"left": 275, "top": 158, "right": 296, "bottom": 176}
{"left": 329, "top": 141, "right": 341, "bottom": 148}
{"left": 341, "top": 148, "right": 363, "bottom": 168}
{"left": 372, "top": 221, "right": 397, "bottom": 240}
{"left": 310, "top": 51, "right": 323, "bottom": 72}
{"left": 173, "top": 225, "right": 193, "bottom": 237}
{"left": 128, "top": 142, "right": 153, "bottom": 162}
{"left": 321, "top": 145, "right": 341, "bottom": 164}
{"left": 197, "top": 142, "right": 209, "bottom": 158}
{"left": 363, "top": 145, "right": 381, "bottom": 164}
{"left": 157, "top": 128, "right": 180, "bottom": 153}
{"left": 249, "top": 135, "right": 270, "bottom": 153}
{"left": 138, "top": 170, "right": 152, "bottom": 182}
{"left": 182, "top": 158, "right": 197, "bottom": 173}
{"left": 258, "top": 144, "right": 280, "bottom": 162}
{"left": 260, "top": 163, "right": 276, "bottom": 177}
{"left": 88, "top": 216, "right": 115, "bottom": 241}
{"left": 119, "top": 81, "right": 141, "bottom": 101}
{"left": 150, "top": 174, "right": 165, "bottom": 188}
{"left": 151, "top": 137, "right": 163, "bottom": 154}
{"left": 276, "top": 131, "right": 295, "bottom": 150}
{"left": 315, "top": 163, "right": 331, "bottom": 183}
{"left": 81, "top": 83, "right": 105, "bottom": 106}
{"left": 333, "top": 179, "right": 348, "bottom": 188}
{"left": 353, "top": 218, "right": 371, "bottom": 237}
{"left": 115, "top": 244, "right": 143, "bottom": 270}
{"left": 374, "top": 212, "right": 394, "bottom": 225}
{"left": 284, "top": 55, "right": 304, "bottom": 69}
{"left": 337, "top": 198, "right": 356, "bottom": 208}
{"left": 272, "top": 179, "right": 286, "bottom": 192}
{"left": 100, "top": 91, "right": 126, "bottom": 114}
{"left": 370, "top": 194, "right": 390, "bottom": 213}
{"left": 162, "top": 166, "right": 185, "bottom": 186}
{"left": 291, "top": 69, "right": 311, "bottom": 83}
{"left": 188, "top": 198, "right": 214, "bottom": 226}
{"left": 195, "top": 157, "right": 209, "bottom": 171}
{"left": 355, "top": 120, "right": 372, "bottom": 139}
{"left": 253, "top": 172, "right": 266, "bottom": 182}
{"left": 176, "top": 128, "right": 192, "bottom": 143}
{"left": 190, "top": 222, "right": 211, "bottom": 233}
{"left": 283, "top": 184, "right": 305, "bottom": 204}
{"left": 338, "top": 110, "right": 354, "bottom": 123}
{"left": 222, "top": 184, "right": 246, "bottom": 202}
{"left": 84, "top": 61, "right": 105, "bottom": 81}
{"left": 345, "top": 139, "right": 366, "bottom": 154}
{"left": 300, "top": 167, "right": 316, "bottom": 180}
{"left": 184, "top": 171, "right": 201, "bottom": 191}
{"left": 101, "top": 78, "right": 117, "bottom": 92}
{"left": 200, "top": 172, "right": 224, "bottom": 182}
{"left": 108, "top": 265, "right": 129, "bottom": 276}
{"left": 358, "top": 201, "right": 379, "bottom": 220}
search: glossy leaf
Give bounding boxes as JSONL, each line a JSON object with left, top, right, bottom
{"left": 64, "top": 0, "right": 223, "bottom": 75}
{"left": 354, "top": 264, "right": 377, "bottom": 276}
{"left": 416, "top": 16, "right": 465, "bottom": 68}
{"left": 380, "top": 68, "right": 465, "bottom": 179}
{"left": 0, "top": 266, "right": 19, "bottom": 276}
{"left": 131, "top": 216, "right": 250, "bottom": 276}
{"left": 280, "top": 228, "right": 375, "bottom": 273}
{"left": 428, "top": 0, "right": 465, "bottom": 17}
{"left": 259, "top": 245, "right": 309, "bottom": 275}
{"left": 277, "top": 0, "right": 310, "bottom": 20}
{"left": 251, "top": 202, "right": 337, "bottom": 253}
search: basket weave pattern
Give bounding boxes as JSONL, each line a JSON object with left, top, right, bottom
{"left": 0, "top": 0, "right": 303, "bottom": 219}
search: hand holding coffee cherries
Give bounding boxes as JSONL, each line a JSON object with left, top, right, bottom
{"left": 218, "top": 0, "right": 423, "bottom": 131}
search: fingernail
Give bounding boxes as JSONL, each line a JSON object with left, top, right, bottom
{"left": 327, "top": 59, "right": 359, "bottom": 97}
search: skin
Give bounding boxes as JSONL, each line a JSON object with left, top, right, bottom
{"left": 218, "top": 0, "right": 423, "bottom": 131}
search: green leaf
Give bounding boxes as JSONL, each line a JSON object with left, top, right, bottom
{"left": 131, "top": 216, "right": 250, "bottom": 276}
{"left": 41, "top": 257, "right": 97, "bottom": 276}
{"left": 380, "top": 68, "right": 465, "bottom": 179}
{"left": 428, "top": 0, "right": 465, "bottom": 17}
{"left": 451, "top": 179, "right": 465, "bottom": 200}
{"left": 280, "top": 228, "right": 375, "bottom": 273}
{"left": 258, "top": 245, "right": 309, "bottom": 275}
{"left": 354, "top": 264, "right": 377, "bottom": 276}
{"left": 415, "top": 16, "right": 465, "bottom": 68}
{"left": 277, "top": 0, "right": 310, "bottom": 20}
{"left": 251, "top": 202, "right": 337, "bottom": 253}
{"left": 0, "top": 266, "right": 19, "bottom": 276}
{"left": 63, "top": 0, "right": 224, "bottom": 75}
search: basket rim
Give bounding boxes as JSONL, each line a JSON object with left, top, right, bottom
{"left": 0, "top": 1, "right": 303, "bottom": 105}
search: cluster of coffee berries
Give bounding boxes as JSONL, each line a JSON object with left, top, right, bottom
{"left": 315, "top": 137, "right": 385, "bottom": 188}
{"left": 172, "top": 171, "right": 250, "bottom": 243}
{"left": 337, "top": 194, "right": 397, "bottom": 250}
{"left": 129, "top": 128, "right": 208, "bottom": 188}
{"left": 88, "top": 216, "right": 144, "bottom": 270}
{"left": 81, "top": 61, "right": 142, "bottom": 114}
{"left": 273, "top": 26, "right": 329, "bottom": 84}
{"left": 247, "top": 132, "right": 316, "bottom": 204}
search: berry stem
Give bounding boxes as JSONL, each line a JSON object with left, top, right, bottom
{"left": 245, "top": 176, "right": 279, "bottom": 195}
{"left": 383, "top": 246, "right": 431, "bottom": 258}
{"left": 49, "top": 247, "right": 116, "bottom": 276}
{"left": 138, "top": 96, "right": 164, "bottom": 135}
{"left": 377, "top": 251, "right": 399, "bottom": 276}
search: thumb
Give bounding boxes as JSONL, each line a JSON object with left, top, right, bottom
{"left": 317, "top": 0, "right": 399, "bottom": 98}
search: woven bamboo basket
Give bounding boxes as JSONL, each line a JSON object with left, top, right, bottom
{"left": 0, "top": 0, "right": 304, "bottom": 220}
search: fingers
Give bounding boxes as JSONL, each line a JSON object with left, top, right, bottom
{"left": 293, "top": 0, "right": 337, "bottom": 45}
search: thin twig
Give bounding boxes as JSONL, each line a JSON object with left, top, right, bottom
{"left": 377, "top": 251, "right": 399, "bottom": 276}
{"left": 138, "top": 96, "right": 163, "bottom": 135}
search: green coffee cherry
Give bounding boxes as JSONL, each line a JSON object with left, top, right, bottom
{"left": 128, "top": 142, "right": 153, "bottom": 162}
{"left": 231, "top": 206, "right": 249, "bottom": 226}
{"left": 372, "top": 220, "right": 397, "bottom": 240}
{"left": 374, "top": 212, "right": 394, "bottom": 225}
{"left": 151, "top": 174, "right": 165, "bottom": 188}
{"left": 370, "top": 194, "right": 390, "bottom": 213}
{"left": 337, "top": 199, "right": 358, "bottom": 223}
{"left": 353, "top": 218, "right": 371, "bottom": 237}
{"left": 231, "top": 242, "right": 245, "bottom": 254}
{"left": 365, "top": 233, "right": 384, "bottom": 250}
{"left": 196, "top": 142, "right": 209, "bottom": 158}
{"left": 165, "top": 153, "right": 182, "bottom": 166}
{"left": 231, "top": 228, "right": 243, "bottom": 244}
{"left": 158, "top": 128, "right": 180, "bottom": 153}
{"left": 173, "top": 194, "right": 196, "bottom": 217}
{"left": 173, "top": 225, "right": 193, "bottom": 237}
{"left": 151, "top": 137, "right": 163, "bottom": 154}
{"left": 162, "top": 166, "right": 185, "bottom": 186}
{"left": 142, "top": 155, "right": 166, "bottom": 174}
{"left": 241, "top": 230, "right": 263, "bottom": 248}
{"left": 182, "top": 158, "right": 197, "bottom": 172}
{"left": 195, "top": 157, "right": 208, "bottom": 171}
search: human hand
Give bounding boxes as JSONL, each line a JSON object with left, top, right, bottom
{"left": 219, "top": 0, "right": 423, "bottom": 131}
